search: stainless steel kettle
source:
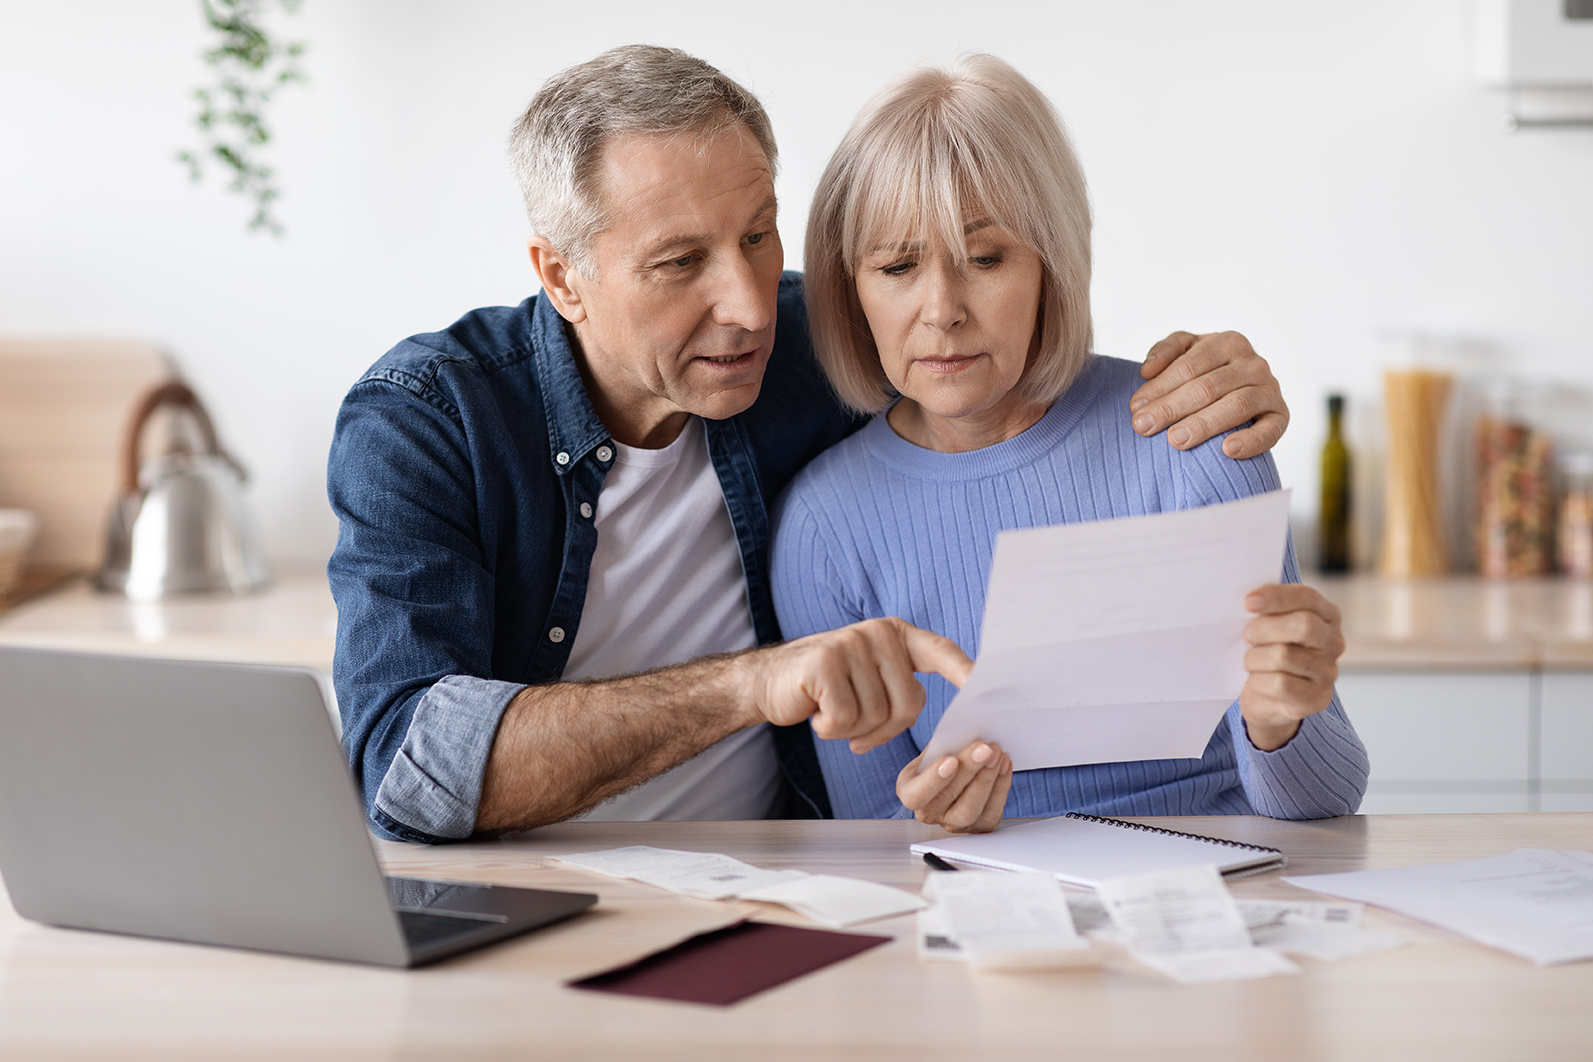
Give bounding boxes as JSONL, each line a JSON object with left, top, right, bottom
{"left": 97, "top": 381, "right": 270, "bottom": 599}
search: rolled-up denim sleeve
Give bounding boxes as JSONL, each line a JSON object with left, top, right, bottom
{"left": 372, "top": 675, "right": 526, "bottom": 841}
{"left": 329, "top": 370, "right": 522, "bottom": 845}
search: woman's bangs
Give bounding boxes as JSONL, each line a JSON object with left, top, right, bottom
{"left": 842, "top": 116, "right": 1020, "bottom": 273}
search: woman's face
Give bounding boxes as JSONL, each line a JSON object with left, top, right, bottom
{"left": 853, "top": 219, "right": 1044, "bottom": 427}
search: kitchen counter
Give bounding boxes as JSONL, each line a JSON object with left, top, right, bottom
{"left": 1310, "top": 574, "right": 1593, "bottom": 671}
{"left": 2, "top": 572, "right": 1590, "bottom": 676}
{"left": 0, "top": 569, "right": 336, "bottom": 671}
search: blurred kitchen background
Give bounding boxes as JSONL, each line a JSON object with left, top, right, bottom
{"left": 2, "top": 1, "right": 1591, "bottom": 812}
{"left": 0, "top": 0, "right": 1589, "bottom": 573}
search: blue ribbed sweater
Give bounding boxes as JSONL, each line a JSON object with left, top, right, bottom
{"left": 770, "top": 355, "right": 1369, "bottom": 821}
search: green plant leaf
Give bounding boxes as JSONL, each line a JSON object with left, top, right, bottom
{"left": 179, "top": 0, "right": 306, "bottom": 236}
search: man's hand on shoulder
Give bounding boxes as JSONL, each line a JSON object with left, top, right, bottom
{"left": 744, "top": 617, "right": 972, "bottom": 753}
{"left": 1129, "top": 331, "right": 1289, "bottom": 459}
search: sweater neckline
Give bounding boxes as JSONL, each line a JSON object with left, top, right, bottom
{"left": 861, "top": 354, "right": 1106, "bottom": 481}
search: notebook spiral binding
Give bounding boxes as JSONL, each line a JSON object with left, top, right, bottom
{"left": 1063, "top": 812, "right": 1283, "bottom": 856}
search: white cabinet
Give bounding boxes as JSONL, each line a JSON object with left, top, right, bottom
{"left": 1541, "top": 672, "right": 1593, "bottom": 812}
{"left": 1336, "top": 669, "right": 1593, "bottom": 813}
{"left": 1336, "top": 672, "right": 1533, "bottom": 813}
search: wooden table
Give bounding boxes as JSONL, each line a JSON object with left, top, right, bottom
{"left": 1, "top": 814, "right": 1590, "bottom": 1060}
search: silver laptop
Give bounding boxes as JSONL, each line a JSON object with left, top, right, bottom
{"left": 0, "top": 646, "right": 596, "bottom": 967}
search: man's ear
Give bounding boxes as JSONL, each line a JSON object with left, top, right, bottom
{"left": 528, "top": 236, "right": 587, "bottom": 324}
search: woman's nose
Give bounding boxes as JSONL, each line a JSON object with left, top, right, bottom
{"left": 919, "top": 260, "right": 967, "bottom": 332}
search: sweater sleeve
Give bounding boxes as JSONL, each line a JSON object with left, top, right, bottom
{"left": 770, "top": 488, "right": 920, "bottom": 819}
{"left": 1177, "top": 435, "right": 1370, "bottom": 819}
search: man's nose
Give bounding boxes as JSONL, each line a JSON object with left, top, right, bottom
{"left": 710, "top": 252, "right": 774, "bottom": 334}
{"left": 919, "top": 259, "right": 967, "bottom": 332}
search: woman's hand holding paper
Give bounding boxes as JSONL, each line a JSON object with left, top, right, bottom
{"left": 1238, "top": 584, "right": 1345, "bottom": 751}
{"left": 896, "top": 741, "right": 1013, "bottom": 834}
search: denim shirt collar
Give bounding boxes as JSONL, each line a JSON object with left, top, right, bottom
{"left": 529, "top": 296, "right": 611, "bottom": 476}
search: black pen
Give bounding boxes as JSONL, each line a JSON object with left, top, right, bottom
{"left": 922, "top": 852, "right": 960, "bottom": 872}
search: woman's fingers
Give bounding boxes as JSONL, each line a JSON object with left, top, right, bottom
{"left": 1244, "top": 585, "right": 1346, "bottom": 659}
{"left": 1238, "top": 585, "right": 1345, "bottom": 749}
{"left": 920, "top": 748, "right": 1001, "bottom": 830}
{"left": 1245, "top": 611, "right": 1344, "bottom": 655}
{"left": 1243, "top": 642, "right": 1338, "bottom": 686}
{"left": 895, "top": 752, "right": 960, "bottom": 812}
{"left": 939, "top": 753, "right": 1012, "bottom": 834}
{"left": 897, "top": 741, "right": 1006, "bottom": 830}
{"left": 1245, "top": 583, "right": 1342, "bottom": 625}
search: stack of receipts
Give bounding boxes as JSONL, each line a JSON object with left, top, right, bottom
{"left": 555, "top": 846, "right": 926, "bottom": 928}
{"left": 919, "top": 864, "right": 1404, "bottom": 982}
{"left": 1285, "top": 848, "right": 1593, "bottom": 965}
{"left": 919, "top": 871, "right": 1096, "bottom": 970}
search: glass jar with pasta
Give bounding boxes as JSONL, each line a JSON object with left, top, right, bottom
{"left": 1560, "top": 450, "right": 1593, "bottom": 579}
{"left": 1476, "top": 383, "right": 1555, "bottom": 578}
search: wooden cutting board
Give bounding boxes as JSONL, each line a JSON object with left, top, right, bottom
{"left": 0, "top": 338, "right": 174, "bottom": 575}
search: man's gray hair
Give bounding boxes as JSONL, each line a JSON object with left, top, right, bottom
{"left": 508, "top": 45, "right": 779, "bottom": 272}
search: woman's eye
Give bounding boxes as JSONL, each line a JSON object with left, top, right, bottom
{"left": 971, "top": 255, "right": 1002, "bottom": 268}
{"left": 881, "top": 260, "right": 915, "bottom": 276}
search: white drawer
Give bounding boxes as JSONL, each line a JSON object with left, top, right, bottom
{"left": 1335, "top": 672, "right": 1531, "bottom": 782}
{"left": 1359, "top": 790, "right": 1532, "bottom": 814}
{"left": 1541, "top": 673, "right": 1593, "bottom": 782}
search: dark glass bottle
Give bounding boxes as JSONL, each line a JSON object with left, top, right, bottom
{"left": 1319, "top": 394, "right": 1352, "bottom": 572}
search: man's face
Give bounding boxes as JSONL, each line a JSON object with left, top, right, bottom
{"left": 559, "top": 123, "right": 783, "bottom": 446}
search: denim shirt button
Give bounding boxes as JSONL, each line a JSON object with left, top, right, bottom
{"left": 555, "top": 451, "right": 570, "bottom": 466}
{"left": 548, "top": 626, "right": 566, "bottom": 643}
{"left": 579, "top": 502, "right": 593, "bottom": 519}
{"left": 595, "top": 445, "right": 613, "bottom": 463}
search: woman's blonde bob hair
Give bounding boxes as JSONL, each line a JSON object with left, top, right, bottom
{"left": 805, "top": 54, "right": 1093, "bottom": 415}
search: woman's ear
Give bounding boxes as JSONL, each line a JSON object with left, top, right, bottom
{"left": 527, "top": 236, "right": 587, "bottom": 324}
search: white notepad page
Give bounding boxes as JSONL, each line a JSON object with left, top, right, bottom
{"left": 911, "top": 814, "right": 1285, "bottom": 890}
{"left": 920, "top": 490, "right": 1291, "bottom": 770}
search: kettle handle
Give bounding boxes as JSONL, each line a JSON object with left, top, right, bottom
{"left": 120, "top": 381, "right": 229, "bottom": 494}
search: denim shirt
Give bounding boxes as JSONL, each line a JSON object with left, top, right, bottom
{"left": 327, "top": 273, "right": 860, "bottom": 844}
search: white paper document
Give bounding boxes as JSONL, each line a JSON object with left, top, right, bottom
{"left": 1285, "top": 848, "right": 1593, "bottom": 966}
{"left": 737, "top": 874, "right": 926, "bottom": 929}
{"left": 921, "top": 871, "right": 1094, "bottom": 969}
{"left": 1237, "top": 899, "right": 1407, "bottom": 962}
{"left": 554, "top": 846, "right": 802, "bottom": 899}
{"left": 1097, "top": 865, "right": 1298, "bottom": 983}
{"left": 555, "top": 847, "right": 925, "bottom": 928}
{"left": 921, "top": 490, "right": 1292, "bottom": 770}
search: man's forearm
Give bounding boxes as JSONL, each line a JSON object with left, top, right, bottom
{"left": 474, "top": 650, "right": 757, "bottom": 833}
{"left": 472, "top": 616, "right": 973, "bottom": 834}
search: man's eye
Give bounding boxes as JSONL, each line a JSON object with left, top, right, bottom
{"left": 671, "top": 254, "right": 696, "bottom": 268}
{"left": 745, "top": 232, "right": 764, "bottom": 245}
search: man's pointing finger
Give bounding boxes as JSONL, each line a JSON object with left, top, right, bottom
{"left": 898, "top": 622, "right": 973, "bottom": 688}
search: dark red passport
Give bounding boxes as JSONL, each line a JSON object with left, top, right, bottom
{"left": 568, "top": 919, "right": 891, "bottom": 1006}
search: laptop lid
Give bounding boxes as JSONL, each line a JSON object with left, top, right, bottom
{"left": 0, "top": 647, "right": 411, "bottom": 967}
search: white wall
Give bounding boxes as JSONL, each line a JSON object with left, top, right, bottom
{"left": 3, "top": 0, "right": 1591, "bottom": 567}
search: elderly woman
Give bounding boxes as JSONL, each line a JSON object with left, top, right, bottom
{"left": 771, "top": 55, "right": 1368, "bottom": 833}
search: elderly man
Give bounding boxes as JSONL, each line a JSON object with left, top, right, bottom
{"left": 327, "top": 45, "right": 1292, "bottom": 844}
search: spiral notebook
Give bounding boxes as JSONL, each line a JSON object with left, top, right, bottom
{"left": 910, "top": 813, "right": 1285, "bottom": 889}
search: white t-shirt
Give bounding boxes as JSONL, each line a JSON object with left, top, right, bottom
{"left": 565, "top": 417, "right": 781, "bottom": 821}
